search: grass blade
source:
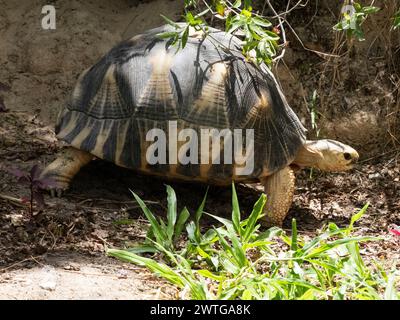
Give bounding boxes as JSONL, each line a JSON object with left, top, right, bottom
{"left": 231, "top": 183, "right": 242, "bottom": 236}
{"left": 243, "top": 194, "right": 266, "bottom": 241}
{"left": 166, "top": 185, "right": 177, "bottom": 241}
{"left": 291, "top": 219, "right": 298, "bottom": 252}
{"left": 384, "top": 272, "right": 398, "bottom": 300}
{"left": 195, "top": 188, "right": 208, "bottom": 242}
{"left": 130, "top": 190, "right": 165, "bottom": 245}
{"left": 174, "top": 207, "right": 190, "bottom": 242}
{"left": 348, "top": 203, "right": 369, "bottom": 234}
{"left": 107, "top": 249, "right": 184, "bottom": 287}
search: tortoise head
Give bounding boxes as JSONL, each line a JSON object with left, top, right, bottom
{"left": 294, "top": 139, "right": 359, "bottom": 172}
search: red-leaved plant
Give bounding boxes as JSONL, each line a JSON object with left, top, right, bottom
{"left": 9, "top": 165, "right": 55, "bottom": 215}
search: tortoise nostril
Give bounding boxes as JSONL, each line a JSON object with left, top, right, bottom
{"left": 344, "top": 153, "right": 352, "bottom": 161}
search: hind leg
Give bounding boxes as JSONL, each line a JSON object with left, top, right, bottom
{"left": 260, "top": 166, "right": 296, "bottom": 227}
{"left": 40, "top": 147, "right": 93, "bottom": 196}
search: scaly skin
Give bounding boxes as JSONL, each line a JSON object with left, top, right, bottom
{"left": 261, "top": 166, "right": 296, "bottom": 227}
{"left": 40, "top": 147, "right": 93, "bottom": 196}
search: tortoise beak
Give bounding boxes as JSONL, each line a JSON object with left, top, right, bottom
{"left": 347, "top": 151, "right": 359, "bottom": 169}
{"left": 351, "top": 151, "right": 359, "bottom": 164}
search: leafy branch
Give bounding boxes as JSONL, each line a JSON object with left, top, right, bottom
{"left": 158, "top": 0, "right": 281, "bottom": 66}
{"left": 333, "top": 2, "right": 380, "bottom": 41}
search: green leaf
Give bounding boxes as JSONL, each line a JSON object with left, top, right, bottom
{"left": 232, "top": 0, "right": 242, "bottom": 9}
{"left": 156, "top": 31, "right": 179, "bottom": 39}
{"left": 131, "top": 190, "right": 166, "bottom": 245}
{"left": 214, "top": 227, "right": 233, "bottom": 254}
{"left": 215, "top": 2, "right": 225, "bottom": 16}
{"left": 126, "top": 245, "right": 158, "bottom": 254}
{"left": 197, "top": 269, "right": 223, "bottom": 281}
{"left": 231, "top": 183, "right": 242, "bottom": 236}
{"left": 206, "top": 212, "right": 234, "bottom": 230}
{"left": 214, "top": 227, "right": 247, "bottom": 269}
{"left": 202, "top": 229, "right": 218, "bottom": 243}
{"left": 242, "top": 289, "right": 253, "bottom": 300}
{"left": 243, "top": 0, "right": 252, "bottom": 10}
{"left": 160, "top": 14, "right": 180, "bottom": 28}
{"left": 348, "top": 203, "right": 369, "bottom": 233}
{"left": 186, "top": 221, "right": 197, "bottom": 243}
{"left": 361, "top": 6, "right": 380, "bottom": 14}
{"left": 256, "top": 226, "right": 283, "bottom": 241}
{"left": 252, "top": 17, "right": 272, "bottom": 28}
{"left": 265, "top": 30, "right": 280, "bottom": 41}
{"left": 241, "top": 9, "right": 252, "bottom": 18}
{"left": 226, "top": 19, "right": 243, "bottom": 34}
{"left": 196, "top": 246, "right": 211, "bottom": 259}
{"left": 219, "top": 256, "right": 240, "bottom": 274}
{"left": 353, "top": 2, "right": 362, "bottom": 12}
{"left": 195, "top": 188, "right": 208, "bottom": 242}
{"left": 305, "top": 236, "right": 379, "bottom": 258}
{"left": 218, "top": 228, "right": 247, "bottom": 268}
{"left": 298, "top": 288, "right": 316, "bottom": 300}
{"left": 291, "top": 219, "right": 298, "bottom": 252}
{"left": 181, "top": 27, "right": 189, "bottom": 49}
{"left": 394, "top": 10, "right": 400, "bottom": 29}
{"left": 174, "top": 207, "right": 190, "bottom": 242}
{"left": 347, "top": 241, "right": 365, "bottom": 275}
{"left": 384, "top": 272, "right": 398, "bottom": 300}
{"left": 107, "top": 249, "right": 185, "bottom": 287}
{"left": 243, "top": 193, "right": 266, "bottom": 241}
{"left": 243, "top": 240, "right": 273, "bottom": 250}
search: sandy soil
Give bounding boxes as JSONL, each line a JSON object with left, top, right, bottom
{"left": 0, "top": 252, "right": 176, "bottom": 300}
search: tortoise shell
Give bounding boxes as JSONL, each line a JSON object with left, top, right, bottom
{"left": 55, "top": 24, "right": 306, "bottom": 184}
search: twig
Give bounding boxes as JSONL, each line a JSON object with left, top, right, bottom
{"left": 358, "top": 149, "right": 399, "bottom": 164}
{"left": 0, "top": 255, "right": 43, "bottom": 273}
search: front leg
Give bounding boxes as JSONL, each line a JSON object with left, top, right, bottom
{"left": 261, "top": 166, "right": 296, "bottom": 227}
{"left": 40, "top": 147, "right": 93, "bottom": 196}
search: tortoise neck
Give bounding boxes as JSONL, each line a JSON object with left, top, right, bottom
{"left": 293, "top": 140, "right": 324, "bottom": 169}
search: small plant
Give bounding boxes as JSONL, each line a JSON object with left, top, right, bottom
{"left": 129, "top": 185, "right": 191, "bottom": 255}
{"left": 333, "top": 2, "right": 380, "bottom": 41}
{"left": 9, "top": 165, "right": 55, "bottom": 215}
{"left": 107, "top": 185, "right": 399, "bottom": 300}
{"left": 0, "top": 82, "right": 10, "bottom": 112}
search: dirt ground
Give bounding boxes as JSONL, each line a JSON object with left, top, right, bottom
{"left": 0, "top": 0, "right": 399, "bottom": 299}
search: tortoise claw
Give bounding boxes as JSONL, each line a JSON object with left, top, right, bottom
{"left": 49, "top": 188, "right": 66, "bottom": 198}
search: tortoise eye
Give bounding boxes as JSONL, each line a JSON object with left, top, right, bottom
{"left": 343, "top": 153, "right": 352, "bottom": 160}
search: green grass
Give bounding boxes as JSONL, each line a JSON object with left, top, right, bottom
{"left": 107, "top": 184, "right": 399, "bottom": 300}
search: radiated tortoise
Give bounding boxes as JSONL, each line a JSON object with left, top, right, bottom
{"left": 41, "top": 24, "right": 359, "bottom": 226}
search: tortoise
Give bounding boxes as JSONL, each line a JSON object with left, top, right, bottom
{"left": 41, "top": 24, "right": 359, "bottom": 226}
